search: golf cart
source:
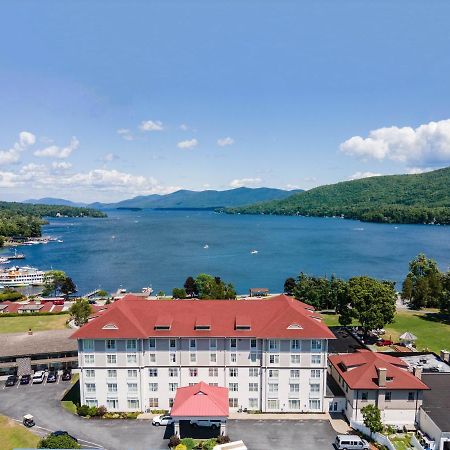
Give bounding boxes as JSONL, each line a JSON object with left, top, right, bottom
{"left": 23, "top": 414, "right": 35, "bottom": 428}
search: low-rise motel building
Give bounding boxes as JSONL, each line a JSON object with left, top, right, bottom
{"left": 71, "top": 294, "right": 335, "bottom": 413}
{"left": 328, "top": 350, "right": 429, "bottom": 428}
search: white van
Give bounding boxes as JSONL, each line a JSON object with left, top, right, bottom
{"left": 335, "top": 435, "right": 369, "bottom": 450}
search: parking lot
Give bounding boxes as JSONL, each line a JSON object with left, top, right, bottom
{"left": 0, "top": 377, "right": 337, "bottom": 450}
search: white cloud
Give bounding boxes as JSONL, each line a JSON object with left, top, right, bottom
{"left": 179, "top": 124, "right": 189, "bottom": 131}
{"left": 0, "top": 131, "right": 36, "bottom": 165}
{"left": 177, "top": 138, "right": 198, "bottom": 149}
{"left": 348, "top": 171, "right": 382, "bottom": 180}
{"left": 34, "top": 136, "right": 79, "bottom": 159}
{"left": 139, "top": 120, "right": 164, "bottom": 132}
{"left": 51, "top": 161, "right": 72, "bottom": 171}
{"left": 217, "top": 137, "right": 235, "bottom": 147}
{"left": 229, "top": 177, "right": 262, "bottom": 188}
{"left": 285, "top": 184, "right": 301, "bottom": 190}
{"left": 0, "top": 171, "right": 23, "bottom": 187}
{"left": 102, "top": 153, "right": 119, "bottom": 162}
{"left": 340, "top": 119, "right": 450, "bottom": 166}
{"left": 117, "top": 128, "right": 134, "bottom": 141}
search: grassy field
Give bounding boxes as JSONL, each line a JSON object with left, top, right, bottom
{"left": 390, "top": 434, "right": 413, "bottom": 450}
{"left": 321, "top": 310, "right": 450, "bottom": 354}
{"left": 0, "top": 314, "right": 69, "bottom": 333}
{"left": 0, "top": 414, "right": 40, "bottom": 449}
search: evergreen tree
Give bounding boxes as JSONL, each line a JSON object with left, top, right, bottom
{"left": 283, "top": 277, "right": 296, "bottom": 295}
{"left": 184, "top": 276, "right": 198, "bottom": 297}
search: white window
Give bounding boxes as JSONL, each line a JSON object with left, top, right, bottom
{"left": 311, "top": 354, "right": 322, "bottom": 365}
{"left": 210, "top": 353, "right": 217, "bottom": 363}
{"left": 269, "top": 339, "right": 278, "bottom": 351}
{"left": 169, "top": 368, "right": 178, "bottom": 377}
{"left": 269, "top": 354, "right": 279, "bottom": 364}
{"left": 290, "top": 369, "right": 300, "bottom": 378}
{"left": 229, "top": 368, "right": 238, "bottom": 377}
{"left": 189, "top": 368, "right": 198, "bottom": 377}
{"left": 127, "top": 369, "right": 138, "bottom": 378}
{"left": 107, "top": 369, "right": 117, "bottom": 379}
{"left": 250, "top": 339, "right": 257, "bottom": 349}
{"left": 310, "top": 383, "right": 320, "bottom": 393}
{"left": 169, "top": 352, "right": 176, "bottom": 363}
{"left": 311, "top": 340, "right": 322, "bottom": 350}
{"left": 149, "top": 338, "right": 156, "bottom": 349}
{"left": 85, "top": 383, "right": 96, "bottom": 393}
{"left": 190, "top": 353, "right": 197, "bottom": 363}
{"left": 84, "top": 354, "right": 94, "bottom": 365}
{"left": 107, "top": 354, "right": 117, "bottom": 365}
{"left": 268, "top": 383, "right": 278, "bottom": 393}
{"left": 209, "top": 338, "right": 217, "bottom": 349}
{"left": 190, "top": 339, "right": 196, "bottom": 349}
{"left": 128, "top": 383, "right": 138, "bottom": 392}
{"left": 169, "top": 339, "right": 176, "bottom": 349}
{"left": 291, "top": 340, "right": 300, "bottom": 351}
{"left": 149, "top": 353, "right": 156, "bottom": 363}
{"left": 267, "top": 399, "right": 279, "bottom": 409}
{"left": 127, "top": 339, "right": 137, "bottom": 351}
{"left": 107, "top": 383, "right": 118, "bottom": 393}
{"left": 229, "top": 398, "right": 238, "bottom": 408}
{"left": 148, "top": 368, "right": 158, "bottom": 377}
{"left": 229, "top": 383, "right": 238, "bottom": 392}
{"left": 250, "top": 352, "right": 257, "bottom": 363}
{"left": 249, "top": 383, "right": 258, "bottom": 392}
{"left": 290, "top": 383, "right": 300, "bottom": 393}
{"left": 249, "top": 368, "right": 259, "bottom": 377}
{"left": 128, "top": 399, "right": 140, "bottom": 410}
{"left": 230, "top": 353, "right": 237, "bottom": 363}
{"left": 149, "top": 398, "right": 158, "bottom": 408}
{"left": 83, "top": 339, "right": 94, "bottom": 352}
{"left": 85, "top": 398, "right": 98, "bottom": 407}
{"left": 149, "top": 383, "right": 158, "bottom": 392}
{"left": 107, "top": 398, "right": 119, "bottom": 410}
{"left": 291, "top": 354, "right": 301, "bottom": 364}
{"left": 169, "top": 383, "right": 178, "bottom": 392}
{"left": 85, "top": 369, "right": 95, "bottom": 378}
{"left": 230, "top": 338, "right": 237, "bottom": 349}
{"left": 127, "top": 354, "right": 137, "bottom": 364}
{"left": 209, "top": 383, "right": 218, "bottom": 387}
{"left": 309, "top": 399, "right": 321, "bottom": 410}
{"left": 249, "top": 398, "right": 258, "bottom": 409}
{"left": 289, "top": 399, "right": 301, "bottom": 409}
{"left": 268, "top": 369, "right": 279, "bottom": 378}
{"left": 209, "top": 367, "right": 218, "bottom": 377}
{"left": 106, "top": 339, "right": 116, "bottom": 350}
{"left": 311, "top": 369, "right": 321, "bottom": 379}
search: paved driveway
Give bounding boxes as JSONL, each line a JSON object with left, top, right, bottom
{"left": 0, "top": 380, "right": 337, "bottom": 450}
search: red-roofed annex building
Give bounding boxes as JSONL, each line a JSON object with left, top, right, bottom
{"left": 328, "top": 350, "right": 429, "bottom": 427}
{"left": 71, "top": 294, "right": 335, "bottom": 413}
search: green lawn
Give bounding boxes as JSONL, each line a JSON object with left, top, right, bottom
{"left": 321, "top": 310, "right": 450, "bottom": 354}
{"left": 0, "top": 314, "right": 69, "bottom": 333}
{"left": 390, "top": 434, "right": 413, "bottom": 450}
{"left": 0, "top": 414, "right": 40, "bottom": 449}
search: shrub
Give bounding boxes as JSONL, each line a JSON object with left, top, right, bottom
{"left": 96, "top": 405, "right": 107, "bottom": 417}
{"left": 76, "top": 404, "right": 90, "bottom": 417}
{"left": 174, "top": 445, "right": 187, "bottom": 450}
{"left": 38, "top": 434, "right": 80, "bottom": 449}
{"left": 88, "top": 406, "right": 98, "bottom": 417}
{"left": 202, "top": 438, "right": 217, "bottom": 450}
{"left": 168, "top": 435, "right": 181, "bottom": 448}
{"left": 180, "top": 438, "right": 196, "bottom": 450}
{"left": 216, "top": 435, "right": 230, "bottom": 444}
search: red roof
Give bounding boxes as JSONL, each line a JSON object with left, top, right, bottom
{"left": 71, "top": 294, "right": 335, "bottom": 340}
{"left": 170, "top": 382, "right": 229, "bottom": 417}
{"left": 329, "top": 350, "right": 429, "bottom": 390}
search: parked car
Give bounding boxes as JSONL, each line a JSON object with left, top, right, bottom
{"left": 152, "top": 415, "right": 173, "bottom": 426}
{"left": 32, "top": 371, "right": 46, "bottom": 384}
{"left": 47, "top": 369, "right": 58, "bottom": 383}
{"left": 190, "top": 419, "right": 222, "bottom": 429}
{"left": 61, "top": 368, "right": 72, "bottom": 381}
{"left": 376, "top": 339, "right": 393, "bottom": 347}
{"left": 335, "top": 435, "right": 369, "bottom": 450}
{"left": 51, "top": 431, "right": 78, "bottom": 442}
{"left": 20, "top": 374, "right": 31, "bottom": 385}
{"left": 5, "top": 374, "right": 18, "bottom": 387}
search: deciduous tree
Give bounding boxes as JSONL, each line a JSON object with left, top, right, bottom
{"left": 69, "top": 299, "right": 92, "bottom": 327}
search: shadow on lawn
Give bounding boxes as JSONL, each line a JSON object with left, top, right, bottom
{"left": 413, "top": 312, "right": 450, "bottom": 326}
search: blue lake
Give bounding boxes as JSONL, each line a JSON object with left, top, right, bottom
{"left": 3, "top": 209, "right": 450, "bottom": 295}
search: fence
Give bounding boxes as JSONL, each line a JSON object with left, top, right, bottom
{"left": 350, "top": 420, "right": 396, "bottom": 450}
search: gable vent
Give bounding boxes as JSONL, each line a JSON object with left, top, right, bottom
{"left": 102, "top": 323, "right": 118, "bottom": 330}
{"left": 287, "top": 323, "right": 303, "bottom": 330}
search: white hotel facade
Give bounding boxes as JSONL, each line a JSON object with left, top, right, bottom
{"left": 72, "top": 294, "right": 335, "bottom": 413}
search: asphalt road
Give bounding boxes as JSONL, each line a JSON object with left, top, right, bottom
{"left": 0, "top": 379, "right": 337, "bottom": 450}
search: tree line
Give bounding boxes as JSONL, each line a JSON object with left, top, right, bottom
{"left": 172, "top": 274, "right": 236, "bottom": 299}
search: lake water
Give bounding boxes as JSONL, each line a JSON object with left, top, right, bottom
{"left": 3, "top": 209, "right": 450, "bottom": 295}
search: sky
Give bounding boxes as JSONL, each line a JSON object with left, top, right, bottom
{"left": 1, "top": 0, "right": 450, "bottom": 202}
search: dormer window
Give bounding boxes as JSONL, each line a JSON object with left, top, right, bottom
{"left": 195, "top": 315, "right": 211, "bottom": 331}
{"left": 235, "top": 315, "right": 251, "bottom": 330}
{"left": 102, "top": 323, "right": 118, "bottom": 330}
{"left": 154, "top": 315, "right": 172, "bottom": 331}
{"left": 287, "top": 323, "right": 303, "bottom": 330}
{"left": 235, "top": 325, "right": 251, "bottom": 330}
{"left": 154, "top": 325, "right": 171, "bottom": 330}
{"left": 195, "top": 325, "right": 211, "bottom": 331}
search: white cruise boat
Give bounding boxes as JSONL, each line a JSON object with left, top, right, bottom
{"left": 0, "top": 266, "right": 46, "bottom": 287}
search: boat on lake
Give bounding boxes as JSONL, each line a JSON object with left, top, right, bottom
{"left": 0, "top": 266, "right": 46, "bottom": 287}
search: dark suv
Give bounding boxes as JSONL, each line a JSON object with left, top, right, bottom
{"left": 61, "top": 368, "right": 72, "bottom": 381}
{"left": 5, "top": 374, "right": 18, "bottom": 387}
{"left": 20, "top": 374, "right": 31, "bottom": 385}
{"left": 47, "top": 368, "right": 58, "bottom": 383}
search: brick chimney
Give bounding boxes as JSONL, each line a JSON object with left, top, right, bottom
{"left": 413, "top": 367, "right": 423, "bottom": 380}
{"left": 377, "top": 367, "right": 387, "bottom": 387}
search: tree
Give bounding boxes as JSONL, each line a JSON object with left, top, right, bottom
{"left": 38, "top": 433, "right": 80, "bottom": 449}
{"left": 69, "top": 299, "right": 93, "bottom": 326}
{"left": 440, "top": 271, "right": 450, "bottom": 315}
{"left": 340, "top": 276, "right": 396, "bottom": 338}
{"left": 42, "top": 270, "right": 68, "bottom": 297}
{"left": 60, "top": 276, "right": 77, "bottom": 299}
{"left": 194, "top": 274, "right": 236, "bottom": 299}
{"left": 97, "top": 289, "right": 109, "bottom": 297}
{"left": 284, "top": 277, "right": 296, "bottom": 295}
{"left": 172, "top": 288, "right": 187, "bottom": 299}
{"left": 361, "top": 404, "right": 383, "bottom": 435}
{"left": 184, "top": 276, "right": 198, "bottom": 297}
